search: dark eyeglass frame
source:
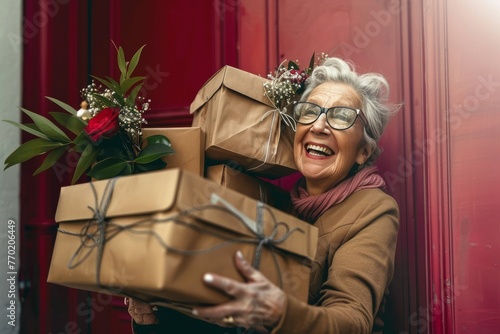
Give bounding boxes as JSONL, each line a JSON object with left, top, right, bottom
{"left": 293, "top": 101, "right": 368, "bottom": 130}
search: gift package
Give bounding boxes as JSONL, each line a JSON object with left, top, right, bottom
{"left": 142, "top": 127, "right": 205, "bottom": 176}
{"left": 47, "top": 169, "right": 317, "bottom": 306}
{"left": 190, "top": 65, "right": 297, "bottom": 178}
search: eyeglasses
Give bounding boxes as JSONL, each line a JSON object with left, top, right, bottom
{"left": 292, "top": 102, "right": 367, "bottom": 130}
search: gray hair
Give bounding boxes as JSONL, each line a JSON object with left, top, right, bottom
{"left": 299, "top": 57, "right": 397, "bottom": 165}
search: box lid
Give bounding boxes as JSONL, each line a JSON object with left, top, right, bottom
{"left": 55, "top": 169, "right": 182, "bottom": 223}
{"left": 189, "top": 65, "right": 274, "bottom": 113}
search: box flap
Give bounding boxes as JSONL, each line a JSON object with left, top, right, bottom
{"left": 189, "top": 66, "right": 274, "bottom": 113}
{"left": 55, "top": 169, "right": 182, "bottom": 223}
{"left": 142, "top": 127, "right": 205, "bottom": 176}
{"left": 176, "top": 170, "right": 318, "bottom": 260}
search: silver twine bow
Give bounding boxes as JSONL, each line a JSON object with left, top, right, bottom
{"left": 210, "top": 193, "right": 295, "bottom": 269}
{"left": 63, "top": 178, "right": 118, "bottom": 289}
{"left": 246, "top": 88, "right": 297, "bottom": 172}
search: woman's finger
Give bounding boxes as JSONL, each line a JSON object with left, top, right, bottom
{"left": 127, "top": 298, "right": 158, "bottom": 325}
{"left": 201, "top": 251, "right": 269, "bottom": 297}
{"left": 234, "top": 250, "right": 268, "bottom": 283}
{"left": 202, "top": 272, "right": 244, "bottom": 298}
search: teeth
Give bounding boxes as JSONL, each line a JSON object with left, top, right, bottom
{"left": 306, "top": 144, "right": 333, "bottom": 156}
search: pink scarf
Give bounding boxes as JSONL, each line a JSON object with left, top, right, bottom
{"left": 290, "top": 166, "right": 386, "bottom": 223}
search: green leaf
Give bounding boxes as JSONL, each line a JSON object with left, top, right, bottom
{"left": 21, "top": 108, "right": 70, "bottom": 143}
{"left": 288, "top": 60, "right": 300, "bottom": 70}
{"left": 308, "top": 52, "right": 316, "bottom": 72}
{"left": 134, "top": 143, "right": 175, "bottom": 164}
{"left": 87, "top": 157, "right": 128, "bottom": 180}
{"left": 112, "top": 92, "right": 125, "bottom": 106}
{"left": 117, "top": 47, "right": 127, "bottom": 79}
{"left": 24, "top": 123, "right": 39, "bottom": 131}
{"left": 4, "top": 138, "right": 66, "bottom": 167}
{"left": 71, "top": 144, "right": 99, "bottom": 184}
{"left": 33, "top": 146, "right": 67, "bottom": 175}
{"left": 133, "top": 158, "right": 167, "bottom": 173}
{"left": 49, "top": 112, "right": 86, "bottom": 135}
{"left": 120, "top": 163, "right": 133, "bottom": 176}
{"left": 3, "top": 120, "right": 49, "bottom": 139}
{"left": 106, "top": 76, "right": 123, "bottom": 96}
{"left": 121, "top": 76, "right": 145, "bottom": 95}
{"left": 90, "top": 93, "right": 116, "bottom": 108}
{"left": 72, "top": 132, "right": 93, "bottom": 153}
{"left": 91, "top": 75, "right": 117, "bottom": 92}
{"left": 126, "top": 45, "right": 146, "bottom": 79}
{"left": 46, "top": 96, "right": 78, "bottom": 116}
{"left": 126, "top": 83, "right": 143, "bottom": 106}
{"left": 144, "top": 134, "right": 172, "bottom": 146}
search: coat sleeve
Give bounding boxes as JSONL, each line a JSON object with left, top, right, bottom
{"left": 272, "top": 193, "right": 399, "bottom": 334}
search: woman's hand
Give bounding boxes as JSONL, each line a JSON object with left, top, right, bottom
{"left": 126, "top": 297, "right": 158, "bottom": 325}
{"left": 192, "top": 251, "right": 286, "bottom": 331}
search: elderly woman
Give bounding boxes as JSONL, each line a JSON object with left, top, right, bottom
{"left": 129, "top": 57, "right": 399, "bottom": 333}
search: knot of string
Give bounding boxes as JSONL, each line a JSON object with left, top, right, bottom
{"left": 63, "top": 178, "right": 118, "bottom": 288}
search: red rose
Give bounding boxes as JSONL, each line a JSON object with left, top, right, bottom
{"left": 84, "top": 108, "right": 120, "bottom": 142}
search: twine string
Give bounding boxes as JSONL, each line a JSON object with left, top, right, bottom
{"left": 246, "top": 86, "right": 297, "bottom": 172}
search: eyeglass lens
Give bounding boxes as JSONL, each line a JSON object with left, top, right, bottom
{"left": 293, "top": 103, "right": 359, "bottom": 129}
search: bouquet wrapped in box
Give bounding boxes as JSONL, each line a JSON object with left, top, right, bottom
{"left": 142, "top": 127, "right": 205, "bottom": 176}
{"left": 190, "top": 66, "right": 297, "bottom": 178}
{"left": 206, "top": 164, "right": 293, "bottom": 213}
{"left": 47, "top": 169, "right": 318, "bottom": 307}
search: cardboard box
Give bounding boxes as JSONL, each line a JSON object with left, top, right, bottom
{"left": 206, "top": 164, "right": 293, "bottom": 214}
{"left": 190, "top": 65, "right": 297, "bottom": 178}
{"left": 142, "top": 127, "right": 205, "bottom": 176}
{"left": 47, "top": 169, "right": 317, "bottom": 307}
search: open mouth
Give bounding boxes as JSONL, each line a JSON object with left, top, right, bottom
{"left": 305, "top": 144, "right": 334, "bottom": 157}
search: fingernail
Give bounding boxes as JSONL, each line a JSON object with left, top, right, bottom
{"left": 192, "top": 309, "right": 199, "bottom": 316}
{"left": 203, "top": 273, "right": 214, "bottom": 283}
{"left": 236, "top": 250, "right": 244, "bottom": 260}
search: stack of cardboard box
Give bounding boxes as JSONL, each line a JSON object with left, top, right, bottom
{"left": 47, "top": 66, "right": 317, "bottom": 312}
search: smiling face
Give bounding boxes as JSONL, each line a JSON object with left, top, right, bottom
{"left": 293, "top": 82, "right": 371, "bottom": 195}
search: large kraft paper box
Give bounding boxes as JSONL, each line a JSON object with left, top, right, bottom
{"left": 206, "top": 164, "right": 293, "bottom": 214}
{"left": 47, "top": 169, "right": 317, "bottom": 307}
{"left": 190, "top": 65, "right": 297, "bottom": 179}
{"left": 142, "top": 127, "right": 205, "bottom": 176}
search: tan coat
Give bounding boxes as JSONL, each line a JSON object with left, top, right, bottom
{"left": 272, "top": 188, "right": 399, "bottom": 333}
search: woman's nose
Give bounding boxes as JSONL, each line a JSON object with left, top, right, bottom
{"left": 310, "top": 113, "right": 329, "bottom": 134}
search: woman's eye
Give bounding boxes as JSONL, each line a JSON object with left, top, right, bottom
{"left": 303, "top": 108, "right": 318, "bottom": 116}
{"left": 333, "top": 109, "right": 353, "bottom": 121}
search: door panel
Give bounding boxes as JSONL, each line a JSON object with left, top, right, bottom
{"left": 447, "top": 1, "right": 500, "bottom": 332}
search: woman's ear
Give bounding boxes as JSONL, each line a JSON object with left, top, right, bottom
{"left": 356, "top": 142, "right": 373, "bottom": 165}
